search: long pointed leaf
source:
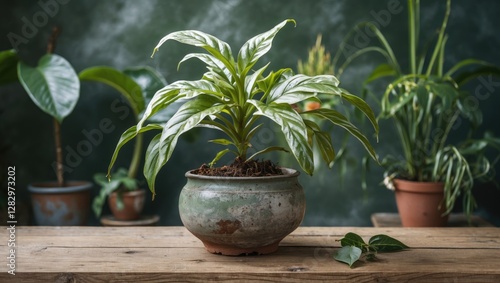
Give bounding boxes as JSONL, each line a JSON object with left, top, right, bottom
{"left": 249, "top": 100, "right": 313, "bottom": 174}
{"left": 79, "top": 66, "right": 145, "bottom": 116}
{"left": 152, "top": 30, "right": 236, "bottom": 77}
{"left": 209, "top": 149, "right": 231, "bottom": 167}
{"left": 304, "top": 108, "right": 378, "bottom": 162}
{"left": 180, "top": 53, "right": 233, "bottom": 83}
{"left": 453, "top": 65, "right": 500, "bottom": 86}
{"left": 245, "top": 63, "right": 269, "bottom": 98}
{"left": 137, "top": 80, "right": 220, "bottom": 130}
{"left": 369, "top": 234, "right": 409, "bottom": 252}
{"left": 247, "top": 146, "right": 289, "bottom": 161}
{"left": 107, "top": 124, "right": 163, "bottom": 178}
{"left": 339, "top": 90, "right": 379, "bottom": 137}
{"left": 237, "top": 19, "right": 295, "bottom": 76}
{"left": 272, "top": 74, "right": 340, "bottom": 104}
{"left": 143, "top": 133, "right": 162, "bottom": 198}
{"left": 145, "top": 96, "right": 226, "bottom": 193}
{"left": 314, "top": 130, "right": 336, "bottom": 167}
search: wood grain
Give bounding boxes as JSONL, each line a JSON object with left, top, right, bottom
{"left": 371, "top": 212, "right": 494, "bottom": 227}
{"left": 1, "top": 226, "right": 499, "bottom": 282}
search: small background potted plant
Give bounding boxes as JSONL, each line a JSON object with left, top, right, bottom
{"left": 0, "top": 28, "right": 92, "bottom": 226}
{"left": 79, "top": 65, "right": 167, "bottom": 221}
{"left": 296, "top": 34, "right": 359, "bottom": 184}
{"left": 108, "top": 19, "right": 379, "bottom": 255}
{"left": 332, "top": 0, "right": 500, "bottom": 226}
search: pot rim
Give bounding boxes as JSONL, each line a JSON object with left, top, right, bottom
{"left": 28, "top": 181, "right": 93, "bottom": 194}
{"left": 185, "top": 167, "right": 299, "bottom": 180}
{"left": 110, "top": 188, "right": 146, "bottom": 197}
{"left": 393, "top": 178, "right": 445, "bottom": 194}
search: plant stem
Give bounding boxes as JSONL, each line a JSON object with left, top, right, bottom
{"left": 425, "top": 0, "right": 451, "bottom": 76}
{"left": 128, "top": 133, "right": 143, "bottom": 179}
{"left": 408, "top": 0, "right": 417, "bottom": 75}
{"left": 47, "top": 26, "right": 64, "bottom": 187}
{"left": 53, "top": 119, "right": 65, "bottom": 187}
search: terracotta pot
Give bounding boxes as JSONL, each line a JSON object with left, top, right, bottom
{"left": 179, "top": 168, "right": 306, "bottom": 256}
{"left": 28, "top": 181, "right": 92, "bottom": 226}
{"left": 108, "top": 189, "right": 146, "bottom": 221}
{"left": 393, "top": 179, "right": 449, "bottom": 227}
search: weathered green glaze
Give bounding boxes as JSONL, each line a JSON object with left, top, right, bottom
{"left": 179, "top": 168, "right": 305, "bottom": 255}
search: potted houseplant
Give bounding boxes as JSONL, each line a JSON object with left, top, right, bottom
{"left": 79, "top": 66, "right": 167, "bottom": 221}
{"left": 0, "top": 28, "right": 92, "bottom": 226}
{"left": 108, "top": 19, "right": 379, "bottom": 255}
{"left": 296, "top": 34, "right": 357, "bottom": 182}
{"left": 332, "top": 0, "right": 500, "bottom": 226}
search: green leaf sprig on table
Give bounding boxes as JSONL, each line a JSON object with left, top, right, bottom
{"left": 334, "top": 232, "right": 409, "bottom": 268}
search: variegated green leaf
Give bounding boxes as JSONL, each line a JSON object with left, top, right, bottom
{"left": 180, "top": 53, "right": 232, "bottom": 82}
{"left": 152, "top": 30, "right": 236, "bottom": 77}
{"left": 143, "top": 133, "right": 162, "bottom": 197}
{"left": 107, "top": 124, "right": 163, "bottom": 178}
{"left": 339, "top": 90, "right": 379, "bottom": 136}
{"left": 237, "top": 19, "right": 295, "bottom": 75}
{"left": 270, "top": 74, "right": 341, "bottom": 103}
{"left": 108, "top": 20, "right": 380, "bottom": 198}
{"left": 249, "top": 99, "right": 313, "bottom": 175}
{"left": 304, "top": 108, "right": 378, "bottom": 162}
{"left": 257, "top": 68, "right": 292, "bottom": 97}
{"left": 315, "top": 130, "right": 336, "bottom": 167}
{"left": 245, "top": 64, "right": 269, "bottom": 98}
{"left": 145, "top": 96, "right": 226, "bottom": 193}
{"left": 138, "top": 80, "right": 220, "bottom": 130}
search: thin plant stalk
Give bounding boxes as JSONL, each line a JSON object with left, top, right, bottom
{"left": 47, "top": 26, "right": 65, "bottom": 187}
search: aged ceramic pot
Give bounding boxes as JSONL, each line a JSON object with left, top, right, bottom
{"left": 179, "top": 168, "right": 306, "bottom": 256}
{"left": 394, "top": 179, "right": 448, "bottom": 227}
{"left": 108, "top": 189, "right": 146, "bottom": 221}
{"left": 28, "top": 181, "right": 92, "bottom": 226}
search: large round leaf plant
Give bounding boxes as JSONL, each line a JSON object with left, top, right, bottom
{"left": 0, "top": 28, "right": 80, "bottom": 187}
{"left": 108, "top": 19, "right": 379, "bottom": 197}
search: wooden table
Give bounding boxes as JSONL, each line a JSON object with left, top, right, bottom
{"left": 371, "top": 212, "right": 494, "bottom": 227}
{"left": 2, "top": 226, "right": 500, "bottom": 282}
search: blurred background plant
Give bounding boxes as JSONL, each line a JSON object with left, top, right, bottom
{"left": 296, "top": 34, "right": 360, "bottom": 185}
{"left": 79, "top": 66, "right": 168, "bottom": 217}
{"left": 331, "top": 0, "right": 500, "bottom": 217}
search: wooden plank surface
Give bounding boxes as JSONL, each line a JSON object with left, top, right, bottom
{"left": 1, "top": 226, "right": 500, "bottom": 282}
{"left": 371, "top": 212, "right": 494, "bottom": 227}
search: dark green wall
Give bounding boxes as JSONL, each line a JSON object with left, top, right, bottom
{"left": 2, "top": 0, "right": 499, "bottom": 226}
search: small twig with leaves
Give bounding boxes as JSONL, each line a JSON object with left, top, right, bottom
{"left": 334, "top": 232, "right": 409, "bottom": 268}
